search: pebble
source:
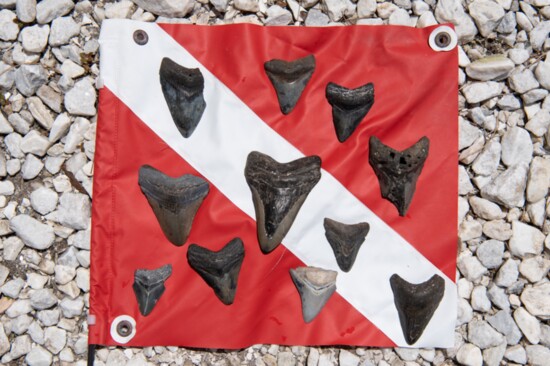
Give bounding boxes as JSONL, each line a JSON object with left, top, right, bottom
{"left": 49, "top": 16, "right": 80, "bottom": 46}
{"left": 525, "top": 109, "right": 550, "bottom": 137}
{"left": 482, "top": 342, "right": 505, "bottom": 366}
{"left": 520, "top": 282, "right": 550, "bottom": 317}
{"left": 9, "top": 334, "right": 32, "bottom": 359}
{"left": 471, "top": 285, "right": 491, "bottom": 312}
{"left": 529, "top": 21, "right": 550, "bottom": 50}
{"left": 210, "top": 0, "right": 228, "bottom": 13}
{"left": 476, "top": 239, "right": 504, "bottom": 269}
{"left": 468, "top": 0, "right": 505, "bottom": 37}
{"left": 9, "top": 214, "right": 54, "bottom": 250}
{"left": 519, "top": 257, "right": 550, "bottom": 283}
{"left": 501, "top": 126, "right": 533, "bottom": 167}
{"left": 105, "top": 0, "right": 135, "bottom": 19}
{"left": 131, "top": 0, "right": 194, "bottom": 17}
{"left": 30, "top": 187, "right": 58, "bottom": 215}
{"left": 465, "top": 55, "right": 514, "bottom": 81}
{"left": 59, "top": 297, "right": 83, "bottom": 318}
{"left": 25, "top": 345, "right": 53, "bottom": 366}
{"left": 508, "top": 220, "right": 545, "bottom": 258}
{"left": 487, "top": 310, "right": 522, "bottom": 345}
{"left": 21, "top": 154, "right": 44, "bottom": 180}
{"left": 27, "top": 97, "right": 54, "bottom": 130}
{"left": 0, "top": 181, "right": 15, "bottom": 196}
{"left": 48, "top": 113, "right": 71, "bottom": 143}
{"left": 49, "top": 192, "right": 90, "bottom": 230}
{"left": 64, "top": 79, "right": 97, "bottom": 117}
{"left": 3, "top": 236, "right": 24, "bottom": 261}
{"left": 64, "top": 117, "right": 90, "bottom": 153}
{"left": 0, "top": 10, "right": 19, "bottom": 41}
{"left": 305, "top": 8, "right": 330, "bottom": 26}
{"left": 525, "top": 345, "right": 550, "bottom": 366}
{"left": 357, "top": 0, "right": 376, "bottom": 18}
{"left": 459, "top": 118, "right": 482, "bottom": 150}
{"left": 265, "top": 5, "right": 292, "bottom": 25}
{"left": 504, "top": 345, "right": 526, "bottom": 363}
{"left": 471, "top": 139, "right": 501, "bottom": 176}
{"left": 1, "top": 277, "right": 25, "bottom": 298}
{"left": 36, "top": 85, "right": 62, "bottom": 113}
{"left": 462, "top": 81, "right": 503, "bottom": 104}
{"left": 20, "top": 130, "right": 51, "bottom": 157}
{"left": 43, "top": 326, "right": 66, "bottom": 354}
{"left": 468, "top": 320, "right": 505, "bottom": 349}
{"left": 36, "top": 0, "right": 74, "bottom": 24}
{"left": 469, "top": 196, "right": 504, "bottom": 220}
{"left": 19, "top": 24, "right": 50, "bottom": 53}
{"left": 494, "top": 258, "right": 519, "bottom": 287}
{"left": 480, "top": 163, "right": 528, "bottom": 208}
{"left": 458, "top": 252, "right": 487, "bottom": 282}
{"left": 0, "top": 324, "right": 9, "bottom": 356}
{"left": 488, "top": 283, "right": 510, "bottom": 310}
{"left": 30, "top": 289, "right": 57, "bottom": 310}
{"left": 339, "top": 349, "right": 360, "bottom": 365}
{"left": 323, "top": 0, "right": 355, "bottom": 22}
{"left": 434, "top": 0, "right": 477, "bottom": 41}
{"left": 16, "top": 0, "right": 37, "bottom": 23}
{"left": 513, "top": 307, "right": 541, "bottom": 344}
{"left": 14, "top": 64, "right": 48, "bottom": 97}
{"left": 535, "top": 60, "right": 550, "bottom": 90}
{"left": 508, "top": 68, "right": 540, "bottom": 94}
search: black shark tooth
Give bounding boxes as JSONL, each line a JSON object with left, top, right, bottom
{"left": 264, "top": 54, "right": 316, "bottom": 114}
{"left": 326, "top": 82, "right": 375, "bottom": 143}
{"left": 290, "top": 266, "right": 337, "bottom": 323}
{"left": 368, "top": 136, "right": 429, "bottom": 216}
{"left": 159, "top": 57, "right": 206, "bottom": 138}
{"left": 244, "top": 151, "right": 322, "bottom": 254}
{"left": 133, "top": 264, "right": 172, "bottom": 316}
{"left": 323, "top": 218, "right": 370, "bottom": 272}
{"left": 187, "top": 238, "right": 245, "bottom": 305}
{"left": 390, "top": 274, "right": 445, "bottom": 345}
{"left": 138, "top": 165, "right": 209, "bottom": 246}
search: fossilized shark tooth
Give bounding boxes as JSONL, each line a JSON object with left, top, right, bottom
{"left": 133, "top": 264, "right": 172, "bottom": 316}
{"left": 325, "top": 82, "right": 375, "bottom": 143}
{"left": 138, "top": 165, "right": 209, "bottom": 246}
{"left": 368, "top": 136, "right": 429, "bottom": 216}
{"left": 264, "top": 54, "right": 316, "bottom": 114}
{"left": 244, "top": 151, "right": 322, "bottom": 254}
{"left": 390, "top": 274, "right": 445, "bottom": 345}
{"left": 159, "top": 57, "right": 206, "bottom": 138}
{"left": 290, "top": 266, "right": 337, "bottom": 323}
{"left": 187, "top": 238, "right": 245, "bottom": 305}
{"left": 323, "top": 218, "right": 370, "bottom": 272}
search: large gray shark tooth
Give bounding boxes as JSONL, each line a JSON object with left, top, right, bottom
{"left": 187, "top": 238, "right": 245, "bottom": 305}
{"left": 138, "top": 165, "right": 209, "bottom": 246}
{"left": 326, "top": 82, "right": 375, "bottom": 143}
{"left": 390, "top": 274, "right": 445, "bottom": 345}
{"left": 323, "top": 218, "right": 370, "bottom": 272}
{"left": 159, "top": 57, "right": 206, "bottom": 138}
{"left": 244, "top": 151, "right": 322, "bottom": 254}
{"left": 264, "top": 54, "right": 316, "bottom": 114}
{"left": 290, "top": 266, "right": 337, "bottom": 323}
{"left": 133, "top": 264, "right": 172, "bottom": 316}
{"left": 368, "top": 136, "right": 429, "bottom": 216}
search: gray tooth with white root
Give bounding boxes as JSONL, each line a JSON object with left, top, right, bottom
{"left": 290, "top": 266, "right": 337, "bottom": 323}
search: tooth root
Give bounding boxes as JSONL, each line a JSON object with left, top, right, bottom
{"left": 138, "top": 165, "right": 209, "bottom": 246}
{"left": 244, "top": 151, "right": 322, "bottom": 253}
{"left": 264, "top": 54, "right": 316, "bottom": 114}
{"left": 368, "top": 136, "right": 429, "bottom": 216}
{"left": 187, "top": 238, "right": 245, "bottom": 305}
{"left": 133, "top": 264, "right": 172, "bottom": 316}
{"left": 326, "top": 82, "right": 375, "bottom": 143}
{"left": 323, "top": 218, "right": 370, "bottom": 272}
{"left": 290, "top": 266, "right": 337, "bottom": 323}
{"left": 390, "top": 274, "right": 445, "bottom": 345}
{"left": 159, "top": 57, "right": 206, "bottom": 138}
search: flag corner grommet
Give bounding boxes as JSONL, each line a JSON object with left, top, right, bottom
{"left": 428, "top": 26, "right": 457, "bottom": 52}
{"left": 110, "top": 315, "right": 137, "bottom": 344}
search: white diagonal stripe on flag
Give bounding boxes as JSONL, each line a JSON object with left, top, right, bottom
{"left": 99, "top": 20, "right": 456, "bottom": 347}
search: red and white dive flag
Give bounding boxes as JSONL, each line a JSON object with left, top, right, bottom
{"left": 91, "top": 20, "right": 458, "bottom": 348}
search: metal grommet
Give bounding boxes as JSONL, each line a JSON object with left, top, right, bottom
{"left": 110, "top": 315, "right": 136, "bottom": 344}
{"left": 133, "top": 29, "right": 148, "bottom": 46}
{"left": 428, "top": 26, "right": 458, "bottom": 52}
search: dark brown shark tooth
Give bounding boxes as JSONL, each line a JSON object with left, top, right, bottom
{"left": 390, "top": 274, "right": 445, "bottom": 345}
{"left": 290, "top": 266, "right": 337, "bottom": 323}
{"left": 138, "top": 165, "right": 209, "bottom": 246}
{"left": 159, "top": 57, "right": 206, "bottom": 138}
{"left": 323, "top": 218, "right": 370, "bottom": 272}
{"left": 264, "top": 54, "right": 316, "bottom": 114}
{"left": 133, "top": 264, "right": 172, "bottom": 316}
{"left": 326, "top": 82, "right": 375, "bottom": 143}
{"left": 368, "top": 136, "right": 429, "bottom": 216}
{"left": 244, "top": 151, "right": 322, "bottom": 254}
{"left": 187, "top": 238, "right": 245, "bottom": 305}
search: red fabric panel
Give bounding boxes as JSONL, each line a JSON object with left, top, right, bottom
{"left": 89, "top": 88, "right": 394, "bottom": 347}
{"left": 158, "top": 24, "right": 459, "bottom": 281}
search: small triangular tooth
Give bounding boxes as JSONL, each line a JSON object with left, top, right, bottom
{"left": 159, "top": 57, "right": 206, "bottom": 138}
{"left": 244, "top": 151, "right": 322, "bottom": 253}
{"left": 133, "top": 264, "right": 172, "bottom": 316}
{"left": 368, "top": 136, "right": 429, "bottom": 216}
{"left": 138, "top": 165, "right": 209, "bottom": 246}
{"left": 390, "top": 274, "right": 445, "bottom": 345}
{"left": 290, "top": 266, "right": 337, "bottom": 323}
{"left": 326, "top": 82, "right": 375, "bottom": 143}
{"left": 264, "top": 54, "right": 316, "bottom": 114}
{"left": 187, "top": 238, "right": 245, "bottom": 305}
{"left": 323, "top": 218, "right": 370, "bottom": 272}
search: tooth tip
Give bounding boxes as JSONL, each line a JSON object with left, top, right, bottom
{"left": 390, "top": 274, "right": 445, "bottom": 345}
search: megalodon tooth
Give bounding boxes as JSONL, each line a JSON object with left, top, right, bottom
{"left": 244, "top": 151, "right": 322, "bottom": 254}
{"left": 326, "top": 82, "right": 375, "bottom": 143}
{"left": 138, "top": 165, "right": 209, "bottom": 246}
{"left": 159, "top": 57, "right": 206, "bottom": 138}
{"left": 323, "top": 218, "right": 370, "bottom": 272}
{"left": 390, "top": 274, "right": 445, "bottom": 345}
{"left": 290, "top": 266, "right": 337, "bottom": 323}
{"left": 133, "top": 264, "right": 172, "bottom": 316}
{"left": 368, "top": 136, "right": 429, "bottom": 216}
{"left": 187, "top": 238, "right": 245, "bottom": 305}
{"left": 264, "top": 54, "right": 316, "bottom": 114}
